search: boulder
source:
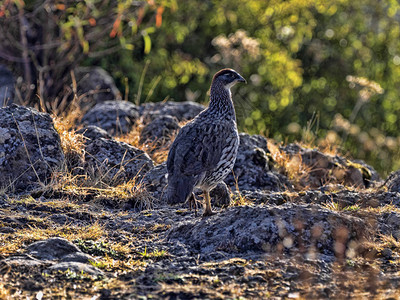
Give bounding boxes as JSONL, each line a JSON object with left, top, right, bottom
{"left": 168, "top": 204, "right": 369, "bottom": 258}
{"left": 139, "top": 115, "right": 180, "bottom": 146}
{"left": 81, "top": 100, "right": 140, "bottom": 136}
{"left": 280, "top": 143, "right": 380, "bottom": 188}
{"left": 0, "top": 65, "right": 14, "bottom": 106}
{"left": 85, "top": 138, "right": 153, "bottom": 185}
{"left": 0, "top": 104, "right": 64, "bottom": 193}
{"left": 224, "top": 133, "right": 292, "bottom": 192}
{"left": 139, "top": 101, "right": 205, "bottom": 122}
{"left": 75, "top": 67, "right": 121, "bottom": 110}
{"left": 27, "top": 237, "right": 81, "bottom": 260}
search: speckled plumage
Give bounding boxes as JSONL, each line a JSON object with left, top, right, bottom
{"left": 165, "top": 68, "right": 246, "bottom": 216}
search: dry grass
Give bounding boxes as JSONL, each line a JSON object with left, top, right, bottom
{"left": 116, "top": 117, "right": 182, "bottom": 165}
{"left": 54, "top": 117, "right": 85, "bottom": 162}
{"left": 267, "top": 141, "right": 311, "bottom": 189}
{"left": 0, "top": 222, "right": 105, "bottom": 256}
{"left": 0, "top": 283, "right": 11, "bottom": 300}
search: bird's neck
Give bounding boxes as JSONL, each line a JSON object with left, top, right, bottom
{"left": 209, "top": 82, "right": 236, "bottom": 118}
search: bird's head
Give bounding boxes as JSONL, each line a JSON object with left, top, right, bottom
{"left": 212, "top": 68, "right": 246, "bottom": 90}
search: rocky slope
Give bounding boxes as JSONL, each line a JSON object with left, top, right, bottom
{"left": 1, "top": 100, "right": 400, "bottom": 299}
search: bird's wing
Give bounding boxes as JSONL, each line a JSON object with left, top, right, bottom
{"left": 167, "top": 119, "right": 230, "bottom": 177}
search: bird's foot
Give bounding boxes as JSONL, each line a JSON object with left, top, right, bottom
{"left": 188, "top": 193, "right": 200, "bottom": 217}
{"left": 202, "top": 209, "right": 216, "bottom": 217}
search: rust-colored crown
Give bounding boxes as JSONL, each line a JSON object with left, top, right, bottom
{"left": 212, "top": 68, "right": 236, "bottom": 81}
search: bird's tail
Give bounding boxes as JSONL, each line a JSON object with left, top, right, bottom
{"left": 164, "top": 175, "right": 195, "bottom": 205}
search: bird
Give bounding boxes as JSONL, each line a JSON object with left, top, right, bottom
{"left": 165, "top": 68, "right": 246, "bottom": 216}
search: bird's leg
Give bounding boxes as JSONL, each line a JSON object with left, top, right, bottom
{"left": 203, "top": 190, "right": 215, "bottom": 217}
{"left": 188, "top": 192, "right": 198, "bottom": 217}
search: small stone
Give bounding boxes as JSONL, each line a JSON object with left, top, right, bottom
{"left": 61, "top": 253, "right": 97, "bottom": 264}
{"left": 27, "top": 237, "right": 81, "bottom": 260}
{"left": 47, "top": 262, "right": 104, "bottom": 276}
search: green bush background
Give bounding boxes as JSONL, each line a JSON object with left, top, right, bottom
{"left": 2, "top": 0, "right": 400, "bottom": 176}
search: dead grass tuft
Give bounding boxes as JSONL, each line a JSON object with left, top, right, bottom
{"left": 116, "top": 117, "right": 180, "bottom": 165}
{"left": 0, "top": 283, "right": 11, "bottom": 300}
{"left": 0, "top": 222, "right": 105, "bottom": 256}
{"left": 267, "top": 141, "right": 311, "bottom": 190}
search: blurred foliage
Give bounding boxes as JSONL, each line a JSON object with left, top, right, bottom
{"left": 2, "top": 0, "right": 400, "bottom": 175}
{"left": 0, "top": 0, "right": 169, "bottom": 110}
{"left": 95, "top": 0, "right": 399, "bottom": 176}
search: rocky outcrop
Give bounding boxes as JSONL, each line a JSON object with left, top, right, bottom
{"left": 0, "top": 65, "right": 14, "bottom": 106}
{"left": 81, "top": 100, "right": 140, "bottom": 136}
{"left": 76, "top": 67, "right": 121, "bottom": 110}
{"left": 140, "top": 101, "right": 205, "bottom": 122}
{"left": 168, "top": 203, "right": 370, "bottom": 257}
{"left": 85, "top": 137, "right": 153, "bottom": 185}
{"left": 0, "top": 104, "right": 64, "bottom": 193}
{"left": 281, "top": 143, "right": 380, "bottom": 188}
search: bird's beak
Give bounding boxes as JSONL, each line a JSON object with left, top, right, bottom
{"left": 236, "top": 74, "right": 246, "bottom": 84}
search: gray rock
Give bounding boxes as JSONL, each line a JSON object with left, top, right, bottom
{"left": 140, "top": 101, "right": 205, "bottom": 122}
{"left": 281, "top": 143, "right": 380, "bottom": 188}
{"left": 76, "top": 67, "right": 121, "bottom": 110}
{"left": 140, "top": 115, "right": 180, "bottom": 146}
{"left": 85, "top": 137, "right": 153, "bottom": 185}
{"left": 2, "top": 254, "right": 43, "bottom": 267}
{"left": 81, "top": 100, "right": 140, "bottom": 136}
{"left": 225, "top": 133, "right": 292, "bottom": 192}
{"left": 168, "top": 204, "right": 368, "bottom": 257}
{"left": 210, "top": 182, "right": 231, "bottom": 207}
{"left": 76, "top": 125, "right": 112, "bottom": 141}
{"left": 49, "top": 214, "right": 72, "bottom": 225}
{"left": 0, "top": 65, "right": 14, "bottom": 106}
{"left": 61, "top": 253, "right": 97, "bottom": 264}
{"left": 27, "top": 237, "right": 81, "bottom": 260}
{"left": 0, "top": 104, "right": 65, "bottom": 193}
{"left": 379, "top": 211, "right": 400, "bottom": 240}
{"left": 142, "top": 163, "right": 168, "bottom": 200}
{"left": 0, "top": 226, "right": 15, "bottom": 233}
{"left": 47, "top": 262, "right": 104, "bottom": 276}
{"left": 385, "top": 170, "right": 400, "bottom": 193}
